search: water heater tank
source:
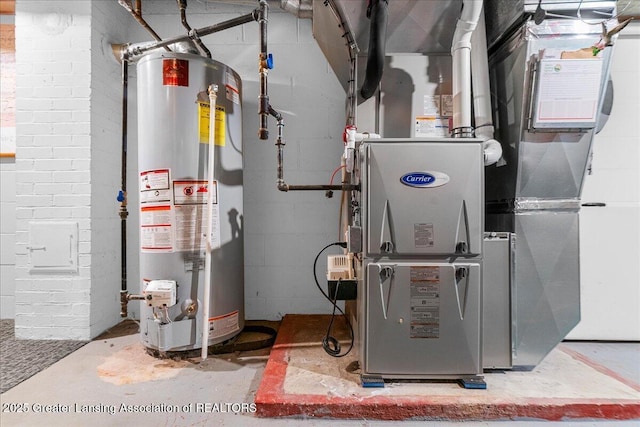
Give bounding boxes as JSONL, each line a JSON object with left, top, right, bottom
{"left": 136, "top": 51, "right": 244, "bottom": 352}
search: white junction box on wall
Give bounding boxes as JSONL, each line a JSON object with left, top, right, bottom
{"left": 28, "top": 221, "right": 78, "bottom": 273}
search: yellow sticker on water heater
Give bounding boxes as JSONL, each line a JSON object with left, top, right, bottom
{"left": 198, "top": 102, "right": 226, "bottom": 146}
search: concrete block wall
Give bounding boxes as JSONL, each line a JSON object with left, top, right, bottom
{"left": 0, "top": 158, "right": 15, "bottom": 318}
{"left": 567, "top": 22, "right": 640, "bottom": 340}
{"left": 88, "top": 1, "right": 131, "bottom": 337}
{"left": 126, "top": 1, "right": 346, "bottom": 320}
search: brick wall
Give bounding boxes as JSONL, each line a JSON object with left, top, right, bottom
{"left": 14, "top": 1, "right": 93, "bottom": 339}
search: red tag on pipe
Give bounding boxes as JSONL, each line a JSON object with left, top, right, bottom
{"left": 162, "top": 59, "right": 189, "bottom": 87}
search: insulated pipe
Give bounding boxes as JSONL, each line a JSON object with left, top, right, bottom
{"left": 470, "top": 5, "right": 502, "bottom": 165}
{"left": 258, "top": 0, "right": 270, "bottom": 140}
{"left": 360, "top": 0, "right": 388, "bottom": 100}
{"left": 201, "top": 85, "right": 219, "bottom": 361}
{"left": 451, "top": 0, "right": 483, "bottom": 138}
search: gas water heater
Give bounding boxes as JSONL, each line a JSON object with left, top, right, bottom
{"left": 136, "top": 51, "right": 244, "bottom": 352}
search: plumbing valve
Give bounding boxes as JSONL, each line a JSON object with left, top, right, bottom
{"left": 117, "top": 189, "right": 126, "bottom": 202}
{"left": 266, "top": 53, "right": 274, "bottom": 69}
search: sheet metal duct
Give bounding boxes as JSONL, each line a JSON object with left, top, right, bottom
{"left": 485, "top": 4, "right": 618, "bottom": 368}
{"left": 309, "top": 0, "right": 463, "bottom": 93}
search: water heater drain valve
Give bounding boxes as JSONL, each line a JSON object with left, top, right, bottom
{"left": 143, "top": 280, "right": 177, "bottom": 308}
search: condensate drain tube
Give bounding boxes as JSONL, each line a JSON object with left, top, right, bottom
{"left": 201, "top": 84, "right": 218, "bottom": 361}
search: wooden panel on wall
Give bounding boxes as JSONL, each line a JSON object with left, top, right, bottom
{"left": 0, "top": 1, "right": 15, "bottom": 16}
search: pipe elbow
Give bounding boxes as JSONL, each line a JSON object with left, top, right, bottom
{"left": 483, "top": 138, "right": 503, "bottom": 166}
{"left": 277, "top": 181, "right": 289, "bottom": 192}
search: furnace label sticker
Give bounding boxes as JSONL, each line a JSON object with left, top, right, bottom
{"left": 198, "top": 103, "right": 226, "bottom": 146}
{"left": 410, "top": 266, "right": 440, "bottom": 338}
{"left": 140, "top": 169, "right": 170, "bottom": 200}
{"left": 140, "top": 205, "right": 174, "bottom": 252}
{"left": 415, "top": 116, "right": 450, "bottom": 138}
{"left": 414, "top": 223, "right": 434, "bottom": 248}
{"left": 208, "top": 310, "right": 240, "bottom": 341}
{"left": 173, "top": 180, "right": 220, "bottom": 251}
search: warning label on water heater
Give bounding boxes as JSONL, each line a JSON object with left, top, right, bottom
{"left": 173, "top": 180, "right": 220, "bottom": 252}
{"left": 140, "top": 205, "right": 174, "bottom": 252}
{"left": 198, "top": 103, "right": 226, "bottom": 146}
{"left": 140, "top": 169, "right": 175, "bottom": 252}
{"left": 208, "top": 310, "right": 240, "bottom": 341}
{"left": 410, "top": 266, "right": 440, "bottom": 338}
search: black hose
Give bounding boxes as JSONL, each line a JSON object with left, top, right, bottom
{"left": 360, "top": 0, "right": 388, "bottom": 100}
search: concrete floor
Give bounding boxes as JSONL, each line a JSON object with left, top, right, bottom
{"left": 0, "top": 317, "right": 638, "bottom": 427}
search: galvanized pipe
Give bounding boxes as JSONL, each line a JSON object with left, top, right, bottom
{"left": 273, "top": 108, "right": 359, "bottom": 193}
{"left": 118, "top": 0, "right": 171, "bottom": 52}
{"left": 126, "top": 11, "right": 260, "bottom": 58}
{"left": 177, "top": 0, "right": 212, "bottom": 58}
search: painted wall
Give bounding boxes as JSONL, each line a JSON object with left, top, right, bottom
{"left": 567, "top": 22, "right": 640, "bottom": 340}
{"left": 0, "top": 14, "right": 16, "bottom": 319}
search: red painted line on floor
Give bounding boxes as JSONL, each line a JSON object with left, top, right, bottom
{"left": 559, "top": 343, "right": 640, "bottom": 393}
{"left": 255, "top": 315, "right": 640, "bottom": 421}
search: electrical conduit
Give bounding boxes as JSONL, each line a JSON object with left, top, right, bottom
{"left": 201, "top": 85, "right": 218, "bottom": 361}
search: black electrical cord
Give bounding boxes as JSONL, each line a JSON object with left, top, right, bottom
{"left": 313, "top": 242, "right": 355, "bottom": 357}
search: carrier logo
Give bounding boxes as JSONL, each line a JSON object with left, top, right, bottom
{"left": 400, "top": 172, "right": 450, "bottom": 188}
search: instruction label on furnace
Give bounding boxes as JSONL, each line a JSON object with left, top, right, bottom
{"left": 208, "top": 310, "right": 240, "bottom": 341}
{"left": 410, "top": 266, "right": 440, "bottom": 338}
{"left": 414, "top": 223, "right": 434, "bottom": 248}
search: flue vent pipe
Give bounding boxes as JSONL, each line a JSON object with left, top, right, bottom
{"left": 451, "top": 0, "right": 483, "bottom": 138}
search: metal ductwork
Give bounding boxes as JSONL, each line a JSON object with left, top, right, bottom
{"left": 299, "top": 0, "right": 464, "bottom": 94}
